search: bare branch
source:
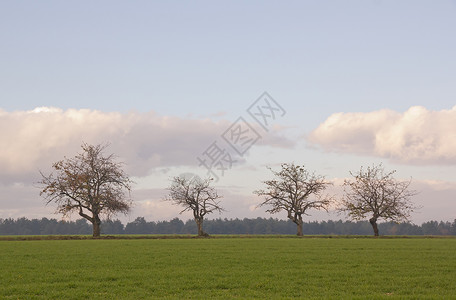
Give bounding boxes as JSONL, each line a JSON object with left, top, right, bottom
{"left": 254, "top": 163, "right": 333, "bottom": 236}
{"left": 164, "top": 175, "right": 223, "bottom": 236}
{"left": 38, "top": 142, "right": 133, "bottom": 237}
{"left": 339, "top": 163, "right": 419, "bottom": 236}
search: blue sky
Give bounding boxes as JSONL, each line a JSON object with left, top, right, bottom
{"left": 1, "top": 1, "right": 455, "bottom": 224}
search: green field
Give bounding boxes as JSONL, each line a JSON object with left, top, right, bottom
{"left": 1, "top": 237, "right": 455, "bottom": 299}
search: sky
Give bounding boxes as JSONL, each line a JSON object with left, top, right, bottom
{"left": 1, "top": 1, "right": 455, "bottom": 225}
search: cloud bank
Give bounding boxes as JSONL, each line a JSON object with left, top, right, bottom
{"left": 0, "top": 107, "right": 293, "bottom": 184}
{"left": 308, "top": 106, "right": 456, "bottom": 165}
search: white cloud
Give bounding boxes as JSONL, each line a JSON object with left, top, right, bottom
{"left": 0, "top": 107, "right": 294, "bottom": 184}
{"left": 308, "top": 106, "right": 456, "bottom": 165}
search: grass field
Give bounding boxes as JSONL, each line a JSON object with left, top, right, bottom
{"left": 1, "top": 237, "right": 455, "bottom": 299}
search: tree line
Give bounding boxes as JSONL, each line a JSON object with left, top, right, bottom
{"left": 38, "top": 143, "right": 421, "bottom": 237}
{"left": 1, "top": 217, "right": 455, "bottom": 236}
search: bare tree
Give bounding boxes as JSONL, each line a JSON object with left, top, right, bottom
{"left": 340, "top": 164, "right": 418, "bottom": 236}
{"left": 39, "top": 143, "right": 133, "bottom": 237}
{"left": 164, "top": 175, "right": 223, "bottom": 236}
{"left": 254, "top": 163, "right": 333, "bottom": 236}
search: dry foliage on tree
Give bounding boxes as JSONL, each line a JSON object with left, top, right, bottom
{"left": 254, "top": 163, "right": 333, "bottom": 236}
{"left": 39, "top": 143, "right": 133, "bottom": 237}
{"left": 340, "top": 164, "right": 418, "bottom": 236}
{"left": 164, "top": 175, "right": 223, "bottom": 236}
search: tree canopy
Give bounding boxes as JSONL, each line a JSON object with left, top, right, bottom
{"left": 340, "top": 164, "right": 418, "bottom": 236}
{"left": 254, "top": 163, "right": 333, "bottom": 236}
{"left": 164, "top": 175, "right": 223, "bottom": 236}
{"left": 39, "top": 143, "right": 133, "bottom": 237}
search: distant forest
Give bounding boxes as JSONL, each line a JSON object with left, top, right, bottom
{"left": 1, "top": 217, "right": 456, "bottom": 235}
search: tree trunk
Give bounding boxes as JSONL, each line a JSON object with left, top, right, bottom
{"left": 92, "top": 214, "right": 101, "bottom": 238}
{"left": 297, "top": 222, "right": 303, "bottom": 236}
{"left": 295, "top": 216, "right": 303, "bottom": 236}
{"left": 369, "top": 217, "right": 379, "bottom": 236}
{"left": 195, "top": 217, "right": 207, "bottom": 237}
